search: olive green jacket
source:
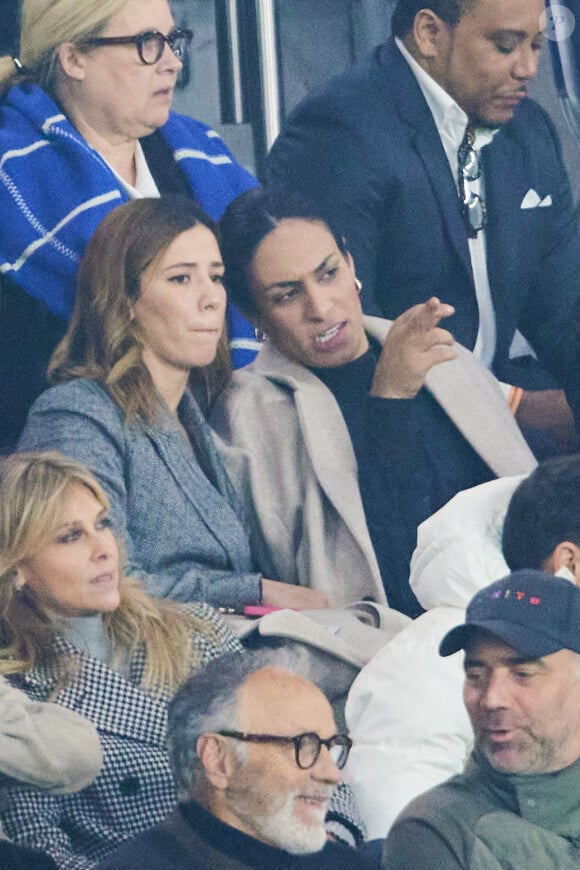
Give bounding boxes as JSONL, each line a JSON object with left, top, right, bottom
{"left": 383, "top": 752, "right": 580, "bottom": 869}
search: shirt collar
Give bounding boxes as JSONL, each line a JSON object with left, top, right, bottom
{"left": 395, "top": 36, "right": 467, "bottom": 151}
{"left": 395, "top": 37, "right": 499, "bottom": 153}
{"left": 104, "top": 141, "right": 160, "bottom": 199}
{"left": 467, "top": 750, "right": 580, "bottom": 837}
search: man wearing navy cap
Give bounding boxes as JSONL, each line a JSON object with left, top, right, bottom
{"left": 382, "top": 569, "right": 580, "bottom": 869}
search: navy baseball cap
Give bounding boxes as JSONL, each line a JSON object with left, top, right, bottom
{"left": 439, "top": 569, "right": 580, "bottom": 658}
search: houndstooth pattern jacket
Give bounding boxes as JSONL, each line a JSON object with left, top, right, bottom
{"left": 0, "top": 602, "right": 242, "bottom": 870}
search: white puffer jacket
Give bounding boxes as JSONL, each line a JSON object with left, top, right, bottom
{"left": 344, "top": 474, "right": 525, "bottom": 839}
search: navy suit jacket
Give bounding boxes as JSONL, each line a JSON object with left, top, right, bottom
{"left": 267, "top": 38, "right": 580, "bottom": 389}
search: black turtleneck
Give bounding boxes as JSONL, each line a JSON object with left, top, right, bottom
{"left": 95, "top": 798, "right": 377, "bottom": 869}
{"left": 310, "top": 339, "right": 493, "bottom": 617}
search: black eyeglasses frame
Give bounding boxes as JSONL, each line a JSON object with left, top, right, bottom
{"left": 217, "top": 730, "right": 352, "bottom": 770}
{"left": 79, "top": 28, "right": 193, "bottom": 65}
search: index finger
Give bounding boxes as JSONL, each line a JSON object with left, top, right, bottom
{"left": 402, "top": 297, "right": 455, "bottom": 332}
{"left": 423, "top": 296, "right": 455, "bottom": 323}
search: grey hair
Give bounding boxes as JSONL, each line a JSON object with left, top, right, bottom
{"left": 167, "top": 646, "right": 313, "bottom": 801}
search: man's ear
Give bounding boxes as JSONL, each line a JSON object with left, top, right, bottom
{"left": 412, "top": 10, "right": 448, "bottom": 59}
{"left": 548, "top": 541, "right": 580, "bottom": 586}
{"left": 57, "top": 42, "right": 87, "bottom": 82}
{"left": 196, "top": 734, "right": 236, "bottom": 790}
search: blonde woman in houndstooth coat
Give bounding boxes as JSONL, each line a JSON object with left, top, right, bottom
{"left": 0, "top": 452, "right": 242, "bottom": 870}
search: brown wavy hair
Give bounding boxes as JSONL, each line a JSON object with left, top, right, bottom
{"left": 49, "top": 196, "right": 231, "bottom": 421}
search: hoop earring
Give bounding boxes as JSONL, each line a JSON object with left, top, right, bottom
{"left": 354, "top": 277, "right": 362, "bottom": 294}
{"left": 12, "top": 569, "right": 25, "bottom": 592}
{"left": 254, "top": 327, "right": 266, "bottom": 343}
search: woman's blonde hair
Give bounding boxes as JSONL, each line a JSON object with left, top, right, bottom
{"left": 0, "top": 451, "right": 219, "bottom": 691}
{"left": 0, "top": 0, "right": 126, "bottom": 95}
{"left": 50, "top": 196, "right": 232, "bottom": 421}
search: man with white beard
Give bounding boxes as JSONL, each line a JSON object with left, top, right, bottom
{"left": 96, "top": 651, "right": 375, "bottom": 869}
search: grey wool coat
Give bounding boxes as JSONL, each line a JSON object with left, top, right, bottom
{"left": 18, "top": 380, "right": 262, "bottom": 610}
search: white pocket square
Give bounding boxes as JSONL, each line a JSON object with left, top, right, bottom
{"left": 520, "top": 189, "right": 552, "bottom": 209}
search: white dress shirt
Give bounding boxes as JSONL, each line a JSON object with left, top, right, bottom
{"left": 104, "top": 140, "right": 160, "bottom": 199}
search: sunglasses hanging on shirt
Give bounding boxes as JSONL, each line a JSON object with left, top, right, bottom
{"left": 458, "top": 128, "right": 487, "bottom": 238}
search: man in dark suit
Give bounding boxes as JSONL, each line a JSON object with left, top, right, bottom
{"left": 267, "top": 0, "right": 580, "bottom": 446}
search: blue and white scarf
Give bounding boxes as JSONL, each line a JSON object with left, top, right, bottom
{"left": 0, "top": 84, "right": 259, "bottom": 364}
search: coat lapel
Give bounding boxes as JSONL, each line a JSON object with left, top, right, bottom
{"left": 364, "top": 316, "right": 537, "bottom": 477}
{"left": 140, "top": 393, "right": 250, "bottom": 564}
{"left": 383, "top": 40, "right": 473, "bottom": 282}
{"left": 178, "top": 391, "right": 239, "bottom": 501}
{"left": 482, "top": 124, "right": 529, "bottom": 346}
{"left": 252, "top": 344, "right": 381, "bottom": 572}
{"left": 20, "top": 641, "right": 168, "bottom": 748}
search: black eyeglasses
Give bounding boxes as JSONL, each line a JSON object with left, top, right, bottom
{"left": 217, "top": 730, "right": 352, "bottom": 770}
{"left": 458, "top": 129, "right": 487, "bottom": 238}
{"left": 80, "top": 28, "right": 193, "bottom": 65}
